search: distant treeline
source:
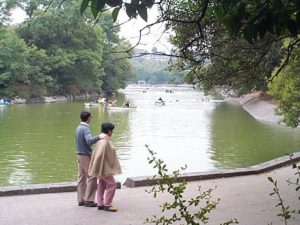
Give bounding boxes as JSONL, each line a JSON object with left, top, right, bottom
{"left": 0, "top": 0, "right": 134, "bottom": 99}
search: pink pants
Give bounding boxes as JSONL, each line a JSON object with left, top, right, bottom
{"left": 97, "top": 176, "right": 116, "bottom": 206}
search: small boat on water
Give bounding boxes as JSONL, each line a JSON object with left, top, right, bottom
{"left": 0, "top": 98, "right": 10, "bottom": 106}
{"left": 0, "top": 102, "right": 10, "bottom": 107}
{"left": 165, "top": 89, "right": 174, "bottom": 93}
{"left": 155, "top": 101, "right": 165, "bottom": 106}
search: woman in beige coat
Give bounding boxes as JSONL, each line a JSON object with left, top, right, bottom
{"left": 88, "top": 123, "right": 122, "bottom": 212}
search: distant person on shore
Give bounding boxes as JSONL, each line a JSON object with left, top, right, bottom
{"left": 75, "top": 111, "right": 103, "bottom": 207}
{"left": 123, "top": 101, "right": 130, "bottom": 107}
{"left": 88, "top": 122, "right": 122, "bottom": 212}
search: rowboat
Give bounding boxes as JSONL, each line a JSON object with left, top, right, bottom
{"left": 155, "top": 101, "right": 165, "bottom": 106}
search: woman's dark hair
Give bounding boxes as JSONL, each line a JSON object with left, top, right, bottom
{"left": 80, "top": 111, "right": 91, "bottom": 122}
{"left": 101, "top": 122, "right": 115, "bottom": 134}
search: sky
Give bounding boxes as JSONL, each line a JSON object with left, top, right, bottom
{"left": 10, "top": 6, "right": 172, "bottom": 53}
{"left": 10, "top": 7, "right": 27, "bottom": 24}
{"left": 117, "top": 7, "right": 172, "bottom": 52}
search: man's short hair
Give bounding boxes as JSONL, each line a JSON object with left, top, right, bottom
{"left": 80, "top": 111, "right": 91, "bottom": 122}
{"left": 101, "top": 122, "right": 115, "bottom": 134}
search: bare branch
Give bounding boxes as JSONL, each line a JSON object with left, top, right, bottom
{"left": 269, "top": 38, "right": 300, "bottom": 82}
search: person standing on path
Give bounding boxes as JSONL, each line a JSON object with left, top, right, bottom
{"left": 75, "top": 111, "right": 102, "bottom": 207}
{"left": 88, "top": 122, "right": 122, "bottom": 212}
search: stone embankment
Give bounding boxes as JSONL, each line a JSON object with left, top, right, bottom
{"left": 12, "top": 93, "right": 99, "bottom": 104}
{"left": 226, "top": 91, "right": 283, "bottom": 125}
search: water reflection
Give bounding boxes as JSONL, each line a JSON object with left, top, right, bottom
{"left": 0, "top": 86, "right": 300, "bottom": 186}
{"left": 210, "top": 103, "right": 300, "bottom": 168}
{"left": 114, "top": 87, "right": 219, "bottom": 181}
{"left": 8, "top": 154, "right": 32, "bottom": 185}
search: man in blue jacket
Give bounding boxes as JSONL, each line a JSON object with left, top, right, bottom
{"left": 75, "top": 111, "right": 101, "bottom": 207}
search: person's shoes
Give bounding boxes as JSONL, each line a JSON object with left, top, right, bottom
{"left": 78, "top": 202, "right": 84, "bottom": 206}
{"left": 104, "top": 205, "right": 117, "bottom": 212}
{"left": 84, "top": 201, "right": 97, "bottom": 207}
{"left": 97, "top": 206, "right": 105, "bottom": 210}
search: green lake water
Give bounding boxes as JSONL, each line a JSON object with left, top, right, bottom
{"left": 0, "top": 86, "right": 299, "bottom": 186}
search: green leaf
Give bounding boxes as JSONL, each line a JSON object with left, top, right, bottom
{"left": 90, "top": 0, "right": 106, "bottom": 18}
{"left": 125, "top": 3, "right": 137, "bottom": 18}
{"left": 106, "top": 0, "right": 122, "bottom": 7}
{"left": 143, "top": 0, "right": 155, "bottom": 8}
{"left": 131, "top": 0, "right": 139, "bottom": 5}
{"left": 80, "top": 0, "right": 91, "bottom": 15}
{"left": 112, "top": 7, "right": 120, "bottom": 22}
{"left": 96, "top": 0, "right": 106, "bottom": 10}
{"left": 138, "top": 5, "right": 148, "bottom": 22}
{"left": 214, "top": 4, "right": 224, "bottom": 21}
{"left": 267, "top": 177, "right": 274, "bottom": 182}
{"left": 91, "top": 0, "right": 99, "bottom": 18}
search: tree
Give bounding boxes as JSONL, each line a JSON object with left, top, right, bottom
{"left": 17, "top": 0, "right": 105, "bottom": 97}
{"left": 0, "top": 0, "right": 16, "bottom": 26}
{"left": 78, "top": 0, "right": 300, "bottom": 127}
{"left": 132, "top": 55, "right": 183, "bottom": 84}
{"left": 0, "top": 28, "right": 51, "bottom": 98}
{"left": 80, "top": 0, "right": 300, "bottom": 43}
{"left": 168, "top": 5, "right": 284, "bottom": 94}
{"left": 97, "top": 13, "right": 135, "bottom": 94}
{"left": 268, "top": 46, "right": 300, "bottom": 128}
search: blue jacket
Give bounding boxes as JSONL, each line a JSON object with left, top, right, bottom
{"left": 75, "top": 122, "right": 100, "bottom": 156}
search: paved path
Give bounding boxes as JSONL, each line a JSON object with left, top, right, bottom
{"left": 1, "top": 165, "right": 300, "bottom": 225}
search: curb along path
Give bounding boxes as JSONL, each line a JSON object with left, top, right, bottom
{"left": 1, "top": 152, "right": 300, "bottom": 196}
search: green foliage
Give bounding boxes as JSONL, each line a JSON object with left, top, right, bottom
{"left": 163, "top": 0, "right": 283, "bottom": 94}
{"left": 80, "top": 0, "right": 153, "bottom": 22}
{"left": 268, "top": 176, "right": 293, "bottom": 224}
{"left": 78, "top": 0, "right": 300, "bottom": 127}
{"left": 145, "top": 145, "right": 239, "bottom": 225}
{"left": 0, "top": 0, "right": 17, "bottom": 26}
{"left": 215, "top": 1, "right": 300, "bottom": 43}
{"left": 0, "top": 0, "right": 135, "bottom": 98}
{"left": 98, "top": 13, "right": 135, "bottom": 94}
{"left": 80, "top": 0, "right": 300, "bottom": 43}
{"left": 268, "top": 48, "right": 300, "bottom": 128}
{"left": 12, "top": 0, "right": 133, "bottom": 97}
{"left": 268, "top": 154, "right": 300, "bottom": 225}
{"left": 0, "top": 28, "right": 51, "bottom": 98}
{"left": 132, "top": 56, "right": 183, "bottom": 84}
{"left": 16, "top": 1, "right": 105, "bottom": 96}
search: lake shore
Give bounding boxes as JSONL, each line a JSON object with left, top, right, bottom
{"left": 225, "top": 91, "right": 283, "bottom": 125}
{"left": 11, "top": 90, "right": 283, "bottom": 125}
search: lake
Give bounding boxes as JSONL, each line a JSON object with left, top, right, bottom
{"left": 0, "top": 85, "right": 299, "bottom": 186}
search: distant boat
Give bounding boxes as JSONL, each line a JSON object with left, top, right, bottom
{"left": 165, "top": 89, "right": 174, "bottom": 93}
{"left": 0, "top": 102, "right": 9, "bottom": 107}
{"left": 155, "top": 101, "right": 165, "bottom": 106}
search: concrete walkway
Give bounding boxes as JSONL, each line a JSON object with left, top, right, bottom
{"left": 1, "top": 165, "right": 300, "bottom": 225}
